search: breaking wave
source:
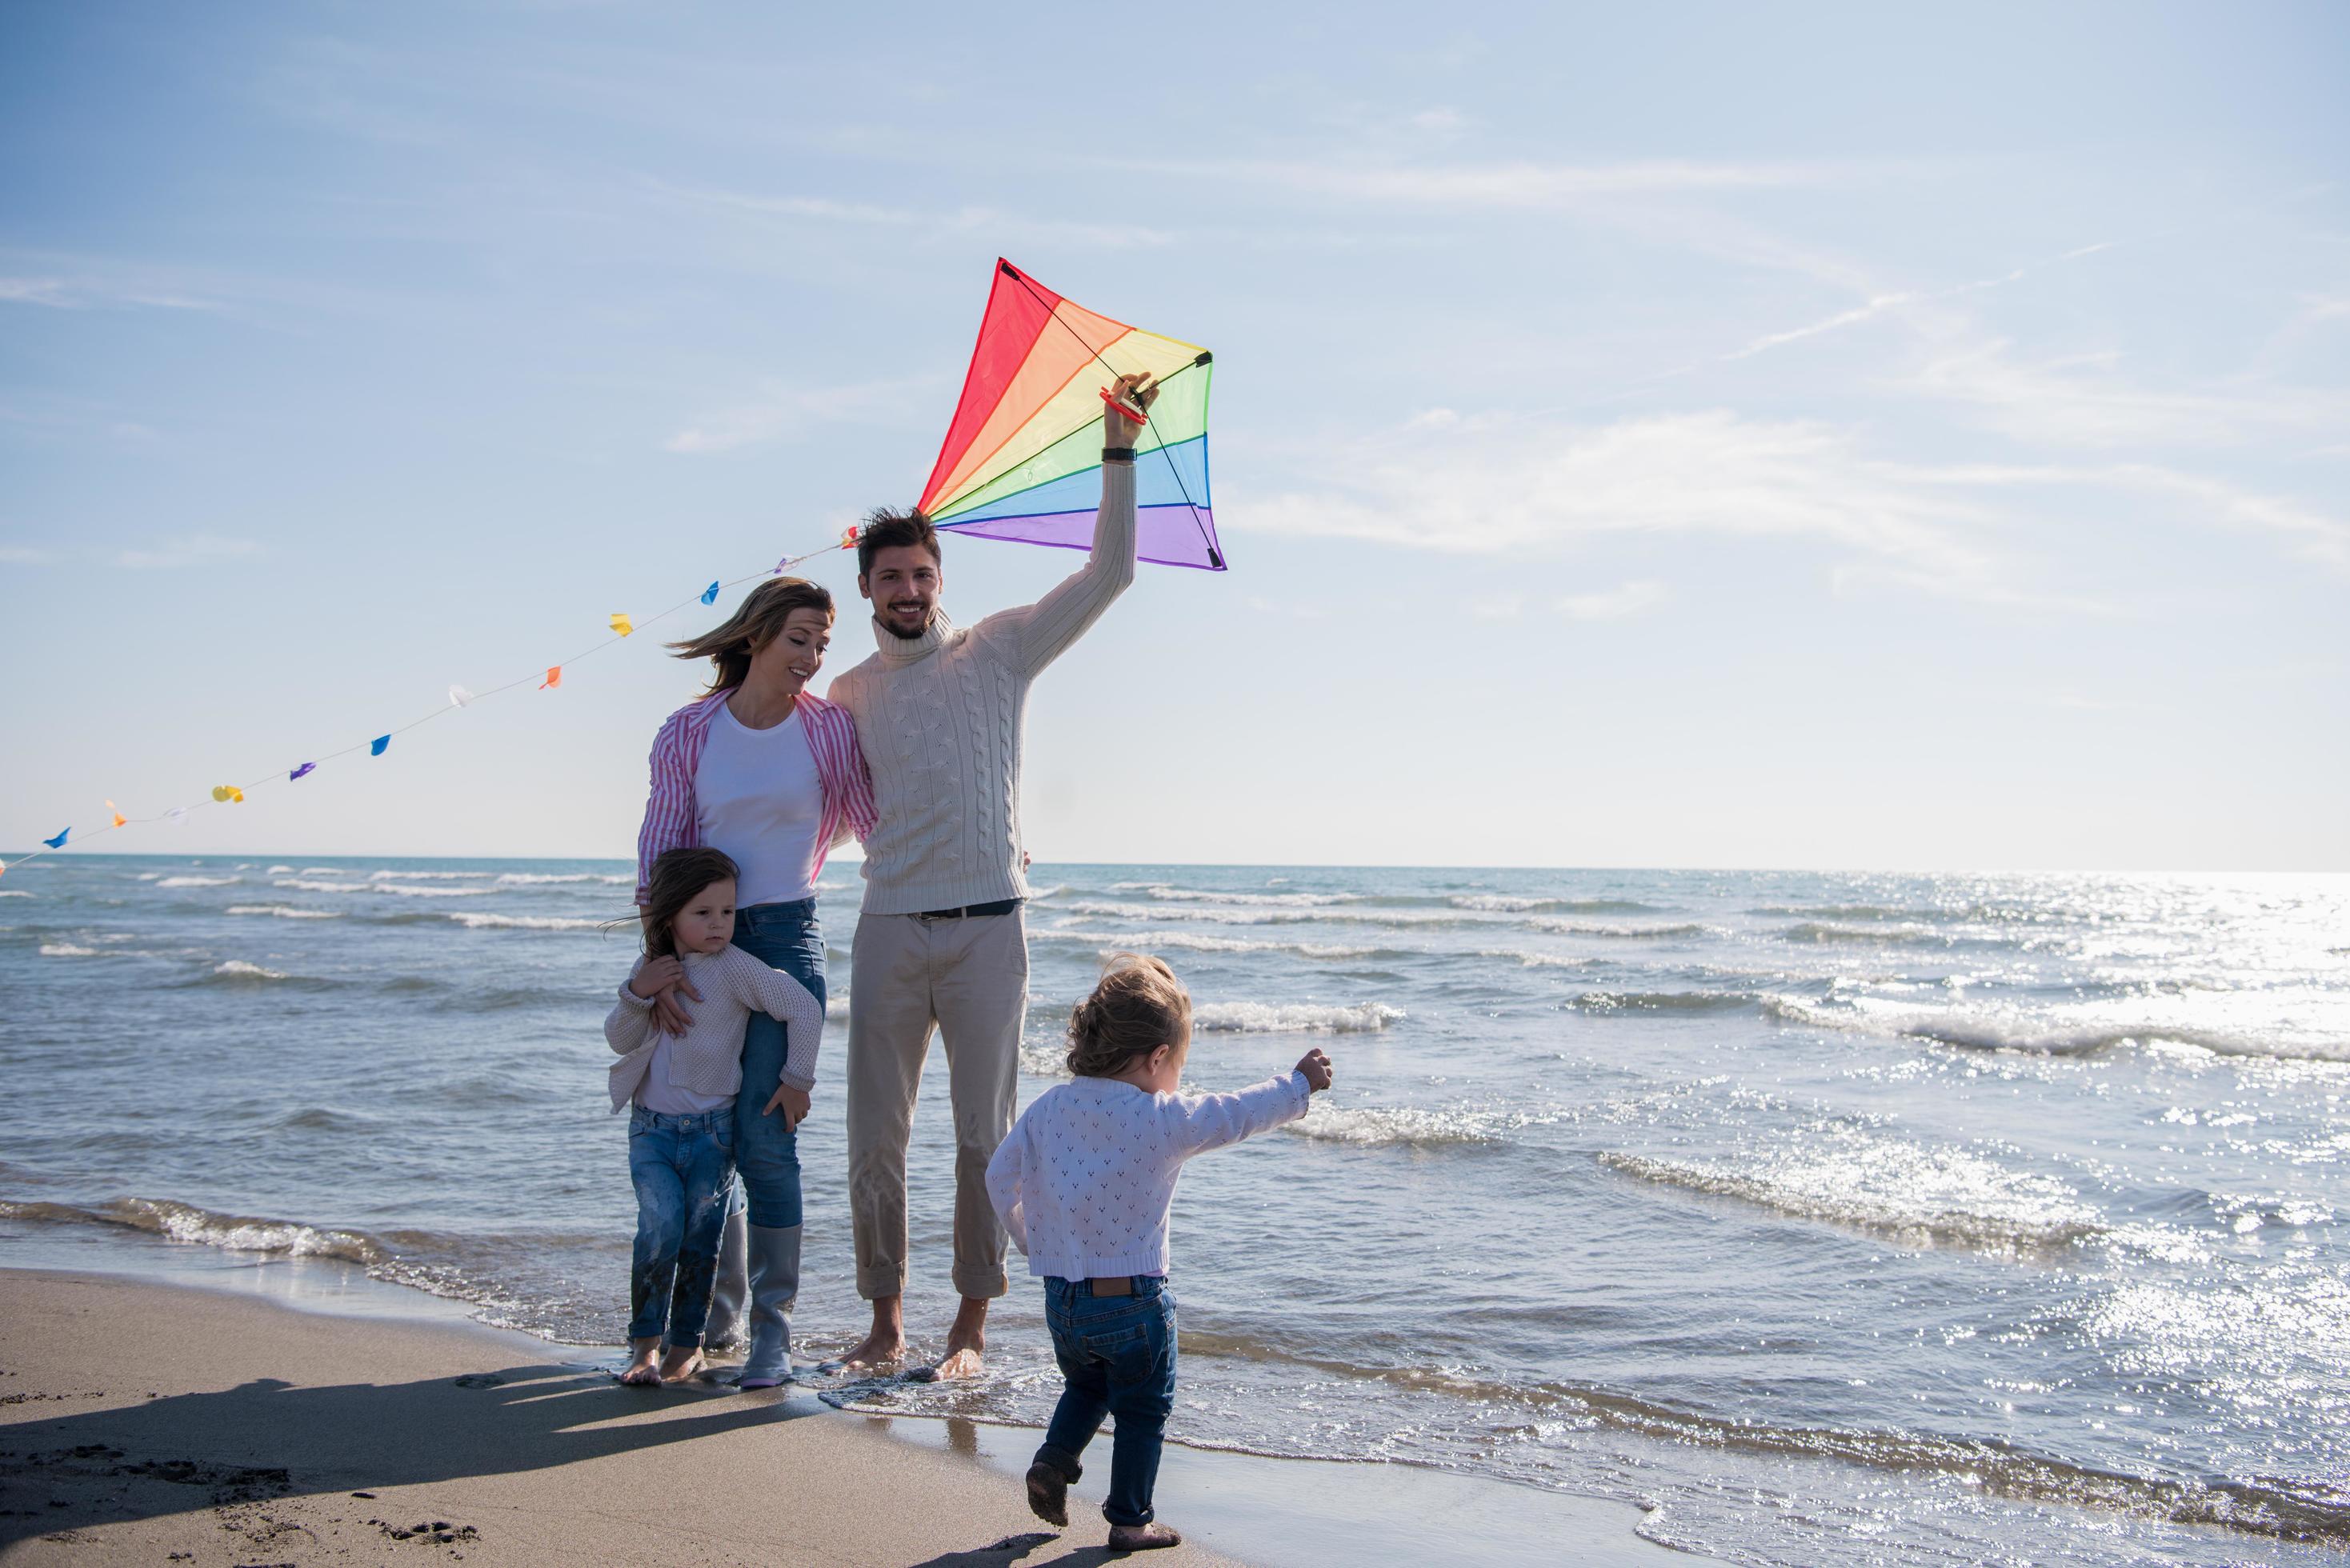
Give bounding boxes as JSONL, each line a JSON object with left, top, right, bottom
{"left": 1527, "top": 918, "right": 1712, "bottom": 939}
{"left": 204, "top": 959, "right": 291, "bottom": 983}
{"left": 1192, "top": 1001, "right": 1404, "bottom": 1033}
{"left": 1570, "top": 990, "right": 1760, "bottom": 1015}
{"left": 1449, "top": 894, "right": 1670, "bottom": 914}
{"left": 1599, "top": 1129, "right": 2105, "bottom": 1254}
{"left": 225, "top": 904, "right": 343, "bottom": 920}
{"left": 1759, "top": 996, "right": 2337, "bottom": 1062}
{"left": 156, "top": 874, "right": 239, "bottom": 888}
{"left": 1060, "top": 898, "right": 1472, "bottom": 930}
{"left": 38, "top": 942, "right": 98, "bottom": 957}
{"left": 1283, "top": 1102, "right": 1515, "bottom": 1147}
{"left": 1031, "top": 927, "right": 1391, "bottom": 962}
{"left": 370, "top": 869, "right": 497, "bottom": 881}
{"left": 0, "top": 1196, "right": 390, "bottom": 1265}
{"left": 444, "top": 912, "right": 611, "bottom": 933}
{"left": 274, "top": 878, "right": 498, "bottom": 899}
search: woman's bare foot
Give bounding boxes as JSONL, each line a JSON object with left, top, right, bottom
{"left": 657, "top": 1344, "right": 703, "bottom": 1383}
{"left": 619, "top": 1337, "right": 663, "bottom": 1386}
{"left": 1107, "top": 1521, "right": 1182, "bottom": 1552}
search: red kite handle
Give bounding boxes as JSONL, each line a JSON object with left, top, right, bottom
{"left": 1099, "top": 385, "right": 1150, "bottom": 427}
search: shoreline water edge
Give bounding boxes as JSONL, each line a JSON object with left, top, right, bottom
{"left": 4, "top": 854, "right": 2345, "bottom": 1564}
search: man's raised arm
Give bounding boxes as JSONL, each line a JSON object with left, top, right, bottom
{"left": 998, "top": 370, "right": 1154, "bottom": 677}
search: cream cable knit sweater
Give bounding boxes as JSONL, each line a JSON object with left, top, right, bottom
{"left": 827, "top": 462, "right": 1136, "bottom": 915}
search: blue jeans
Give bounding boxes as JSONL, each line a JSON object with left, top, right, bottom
{"left": 1034, "top": 1275, "right": 1178, "bottom": 1527}
{"left": 627, "top": 1106, "right": 735, "bottom": 1347}
{"left": 731, "top": 898, "right": 827, "bottom": 1230}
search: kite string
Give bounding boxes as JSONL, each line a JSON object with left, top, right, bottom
{"left": 995, "top": 268, "right": 1219, "bottom": 566}
{"left": 2, "top": 538, "right": 852, "bottom": 878}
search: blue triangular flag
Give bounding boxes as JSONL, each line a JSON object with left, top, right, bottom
{"left": 42, "top": 827, "right": 69, "bottom": 848}
{"left": 701, "top": 581, "right": 720, "bottom": 606}
{"left": 370, "top": 735, "right": 390, "bottom": 757}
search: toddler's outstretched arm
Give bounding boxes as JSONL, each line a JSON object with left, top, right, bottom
{"left": 1160, "top": 1050, "right": 1332, "bottom": 1155}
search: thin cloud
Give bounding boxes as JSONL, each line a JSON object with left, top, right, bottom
{"left": 1907, "top": 338, "right": 2350, "bottom": 450}
{"left": 1559, "top": 579, "right": 1669, "bottom": 621}
{"left": 641, "top": 178, "right": 1175, "bottom": 250}
{"left": 663, "top": 374, "right": 943, "bottom": 455}
{"left": 1251, "top": 408, "right": 2012, "bottom": 595}
{"left": 1725, "top": 241, "right": 2116, "bottom": 362}
{"left": 114, "top": 535, "right": 261, "bottom": 570}
{"left": 0, "top": 545, "right": 58, "bottom": 565}
{"left": 1128, "top": 154, "right": 1848, "bottom": 210}
{"left": 0, "top": 274, "right": 220, "bottom": 311}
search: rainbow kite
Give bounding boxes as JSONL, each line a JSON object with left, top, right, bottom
{"left": 917, "top": 259, "right": 1222, "bottom": 571}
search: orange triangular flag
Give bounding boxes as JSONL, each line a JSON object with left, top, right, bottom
{"left": 541, "top": 666, "right": 562, "bottom": 690}
{"left": 107, "top": 800, "right": 127, "bottom": 827}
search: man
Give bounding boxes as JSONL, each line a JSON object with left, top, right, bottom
{"left": 826, "top": 371, "right": 1155, "bottom": 1378}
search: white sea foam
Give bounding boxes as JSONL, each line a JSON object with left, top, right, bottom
{"left": 1110, "top": 882, "right": 1362, "bottom": 908}
{"left": 1032, "top": 928, "right": 1383, "bottom": 961}
{"left": 157, "top": 874, "right": 240, "bottom": 888}
{"left": 1192, "top": 1001, "right": 1404, "bottom": 1033}
{"left": 1760, "top": 995, "right": 2340, "bottom": 1063}
{"left": 267, "top": 864, "right": 294, "bottom": 874}
{"left": 1283, "top": 1102, "right": 1511, "bottom": 1147}
{"left": 370, "top": 869, "right": 498, "bottom": 881}
{"left": 213, "top": 959, "right": 290, "bottom": 981}
{"left": 1525, "top": 917, "right": 1713, "bottom": 939}
{"left": 1061, "top": 898, "right": 1467, "bottom": 930}
{"left": 38, "top": 942, "right": 99, "bottom": 957}
{"left": 1600, "top": 1126, "right": 2104, "bottom": 1253}
{"left": 494, "top": 872, "right": 601, "bottom": 885}
{"left": 225, "top": 904, "right": 344, "bottom": 920}
{"left": 445, "top": 913, "right": 607, "bottom": 933}
{"left": 135, "top": 871, "right": 163, "bottom": 881}
{"left": 275, "top": 878, "right": 497, "bottom": 899}
{"left": 0, "top": 890, "right": 32, "bottom": 898}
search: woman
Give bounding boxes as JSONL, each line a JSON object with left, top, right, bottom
{"left": 634, "top": 575, "right": 875, "bottom": 1387}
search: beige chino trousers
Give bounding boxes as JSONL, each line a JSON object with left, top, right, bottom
{"left": 846, "top": 909, "right": 1027, "bottom": 1302}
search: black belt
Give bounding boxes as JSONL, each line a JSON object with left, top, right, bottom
{"left": 913, "top": 898, "right": 1023, "bottom": 921}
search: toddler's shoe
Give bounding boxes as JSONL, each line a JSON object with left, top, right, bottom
{"left": 1024, "top": 1460, "right": 1069, "bottom": 1527}
{"left": 1108, "top": 1521, "right": 1183, "bottom": 1552}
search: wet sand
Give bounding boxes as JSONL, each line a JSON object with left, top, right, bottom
{"left": 0, "top": 1266, "right": 1683, "bottom": 1566}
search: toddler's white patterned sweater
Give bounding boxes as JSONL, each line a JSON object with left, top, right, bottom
{"left": 985, "top": 1070, "right": 1310, "bottom": 1281}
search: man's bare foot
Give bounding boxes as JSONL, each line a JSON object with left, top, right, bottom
{"left": 1107, "top": 1521, "right": 1183, "bottom": 1552}
{"left": 924, "top": 1294, "right": 989, "bottom": 1381}
{"left": 657, "top": 1345, "right": 703, "bottom": 1383}
{"left": 833, "top": 1296, "right": 907, "bottom": 1371}
{"left": 619, "top": 1337, "right": 663, "bottom": 1386}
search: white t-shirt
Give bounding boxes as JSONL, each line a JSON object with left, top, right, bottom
{"left": 635, "top": 1034, "right": 735, "bottom": 1116}
{"left": 695, "top": 701, "right": 824, "bottom": 909}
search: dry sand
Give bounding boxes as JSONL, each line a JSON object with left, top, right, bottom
{"left": 0, "top": 1267, "right": 1684, "bottom": 1566}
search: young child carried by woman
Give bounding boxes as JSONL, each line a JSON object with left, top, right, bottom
{"left": 984, "top": 953, "right": 1335, "bottom": 1551}
{"left": 606, "top": 846, "right": 824, "bottom": 1386}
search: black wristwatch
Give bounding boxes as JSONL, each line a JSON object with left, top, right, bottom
{"left": 1102, "top": 446, "right": 1137, "bottom": 464}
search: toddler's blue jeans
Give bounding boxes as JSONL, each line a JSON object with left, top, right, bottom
{"left": 627, "top": 1105, "right": 735, "bottom": 1348}
{"left": 1031, "top": 1274, "right": 1177, "bottom": 1527}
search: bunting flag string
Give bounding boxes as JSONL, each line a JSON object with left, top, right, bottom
{"left": 2, "top": 533, "right": 858, "bottom": 878}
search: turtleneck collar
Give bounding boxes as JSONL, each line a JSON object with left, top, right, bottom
{"left": 874, "top": 609, "right": 953, "bottom": 669}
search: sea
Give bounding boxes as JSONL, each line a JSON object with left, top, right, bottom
{"left": 2, "top": 854, "right": 2344, "bottom": 1566}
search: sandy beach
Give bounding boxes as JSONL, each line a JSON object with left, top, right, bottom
{"left": 0, "top": 1266, "right": 1682, "bottom": 1566}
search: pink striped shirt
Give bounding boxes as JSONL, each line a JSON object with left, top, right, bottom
{"left": 635, "top": 690, "right": 877, "bottom": 905}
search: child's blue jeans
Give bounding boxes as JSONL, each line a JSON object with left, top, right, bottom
{"left": 1032, "top": 1274, "right": 1178, "bottom": 1527}
{"left": 627, "top": 1105, "right": 735, "bottom": 1348}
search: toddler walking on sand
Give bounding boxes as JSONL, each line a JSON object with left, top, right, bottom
{"left": 985, "top": 954, "right": 1334, "bottom": 1550}
{"left": 607, "top": 846, "right": 823, "bottom": 1386}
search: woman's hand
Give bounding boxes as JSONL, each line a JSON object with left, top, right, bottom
{"left": 1295, "top": 1048, "right": 1334, "bottom": 1092}
{"left": 1103, "top": 371, "right": 1159, "bottom": 447}
{"left": 763, "top": 1082, "right": 812, "bottom": 1130}
{"left": 630, "top": 955, "right": 685, "bottom": 1000}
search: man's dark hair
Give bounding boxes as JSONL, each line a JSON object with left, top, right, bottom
{"left": 857, "top": 507, "right": 941, "bottom": 577}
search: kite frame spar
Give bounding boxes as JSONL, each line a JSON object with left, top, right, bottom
{"left": 915, "top": 258, "right": 1223, "bottom": 572}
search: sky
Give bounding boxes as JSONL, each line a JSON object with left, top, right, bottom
{"left": 2, "top": 2, "right": 2345, "bottom": 870}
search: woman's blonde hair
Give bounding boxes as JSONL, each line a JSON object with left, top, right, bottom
{"left": 1065, "top": 953, "right": 1192, "bottom": 1078}
{"left": 668, "top": 577, "right": 835, "bottom": 696}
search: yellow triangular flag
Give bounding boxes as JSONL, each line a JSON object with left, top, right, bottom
{"left": 610, "top": 614, "right": 633, "bottom": 637}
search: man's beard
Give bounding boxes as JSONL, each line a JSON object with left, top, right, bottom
{"left": 879, "top": 605, "right": 932, "bottom": 642}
